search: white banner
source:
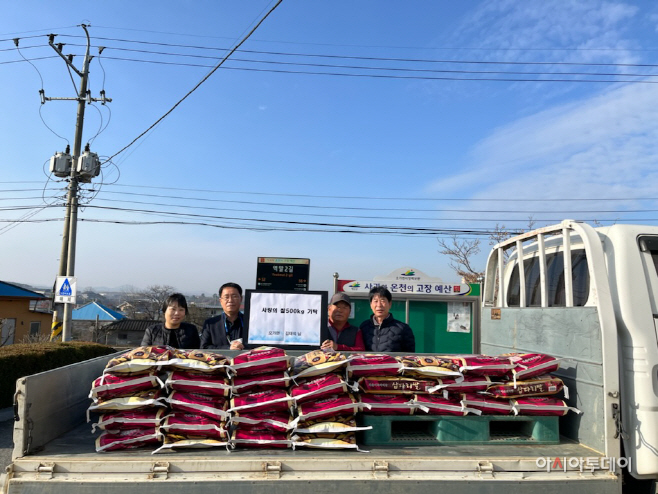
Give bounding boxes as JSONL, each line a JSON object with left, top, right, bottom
{"left": 247, "top": 292, "right": 323, "bottom": 346}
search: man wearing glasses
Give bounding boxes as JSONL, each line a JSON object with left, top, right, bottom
{"left": 200, "top": 282, "right": 245, "bottom": 350}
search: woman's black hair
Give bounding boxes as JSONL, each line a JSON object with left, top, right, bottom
{"left": 162, "top": 292, "right": 188, "bottom": 314}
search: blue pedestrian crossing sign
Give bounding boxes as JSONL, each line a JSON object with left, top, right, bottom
{"left": 60, "top": 279, "right": 72, "bottom": 296}
{"left": 54, "top": 276, "right": 77, "bottom": 303}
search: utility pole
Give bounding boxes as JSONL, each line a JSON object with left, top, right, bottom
{"left": 48, "top": 25, "right": 111, "bottom": 341}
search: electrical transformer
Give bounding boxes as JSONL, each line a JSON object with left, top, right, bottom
{"left": 76, "top": 150, "right": 101, "bottom": 183}
{"left": 49, "top": 152, "right": 72, "bottom": 178}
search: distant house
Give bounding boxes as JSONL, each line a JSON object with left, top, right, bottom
{"left": 116, "top": 301, "right": 134, "bottom": 313}
{"left": 0, "top": 280, "right": 52, "bottom": 345}
{"left": 71, "top": 301, "right": 126, "bottom": 342}
{"left": 96, "top": 319, "right": 159, "bottom": 347}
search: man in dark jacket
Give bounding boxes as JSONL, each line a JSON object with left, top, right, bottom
{"left": 200, "top": 282, "right": 245, "bottom": 350}
{"left": 321, "top": 292, "right": 365, "bottom": 351}
{"left": 360, "top": 286, "right": 415, "bottom": 352}
{"left": 141, "top": 293, "right": 200, "bottom": 349}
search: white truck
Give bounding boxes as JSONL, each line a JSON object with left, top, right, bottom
{"left": 3, "top": 219, "right": 657, "bottom": 493}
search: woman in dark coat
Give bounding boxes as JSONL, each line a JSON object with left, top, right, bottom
{"left": 141, "top": 293, "right": 200, "bottom": 349}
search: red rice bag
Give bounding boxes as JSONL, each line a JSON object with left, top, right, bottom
{"left": 159, "top": 412, "right": 228, "bottom": 440}
{"left": 399, "top": 355, "right": 462, "bottom": 378}
{"left": 90, "top": 373, "right": 163, "bottom": 402}
{"left": 460, "top": 393, "right": 516, "bottom": 415}
{"left": 346, "top": 354, "right": 402, "bottom": 378}
{"left": 428, "top": 375, "right": 491, "bottom": 395}
{"left": 95, "top": 427, "right": 162, "bottom": 452}
{"left": 232, "top": 372, "right": 291, "bottom": 394}
{"left": 230, "top": 429, "right": 291, "bottom": 448}
{"left": 87, "top": 389, "right": 165, "bottom": 421}
{"left": 167, "top": 350, "right": 230, "bottom": 375}
{"left": 294, "top": 415, "right": 371, "bottom": 434}
{"left": 291, "top": 432, "right": 358, "bottom": 450}
{"left": 104, "top": 346, "right": 176, "bottom": 375}
{"left": 452, "top": 355, "right": 515, "bottom": 376}
{"left": 291, "top": 373, "right": 355, "bottom": 403}
{"left": 484, "top": 375, "right": 565, "bottom": 399}
{"left": 229, "top": 388, "right": 293, "bottom": 414}
{"left": 165, "top": 390, "right": 229, "bottom": 421}
{"left": 291, "top": 350, "right": 348, "bottom": 378}
{"left": 164, "top": 371, "right": 231, "bottom": 397}
{"left": 231, "top": 411, "right": 296, "bottom": 432}
{"left": 413, "top": 394, "right": 481, "bottom": 416}
{"left": 297, "top": 394, "right": 361, "bottom": 422}
{"left": 358, "top": 376, "right": 437, "bottom": 395}
{"left": 359, "top": 393, "right": 415, "bottom": 415}
{"left": 504, "top": 353, "right": 561, "bottom": 383}
{"left": 230, "top": 347, "right": 289, "bottom": 376}
{"left": 513, "top": 397, "right": 582, "bottom": 416}
{"left": 91, "top": 409, "right": 165, "bottom": 433}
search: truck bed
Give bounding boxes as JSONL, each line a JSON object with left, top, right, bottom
{"left": 4, "top": 353, "right": 621, "bottom": 494}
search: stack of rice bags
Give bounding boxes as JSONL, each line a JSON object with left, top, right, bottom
{"left": 449, "top": 353, "right": 580, "bottom": 416}
{"left": 154, "top": 349, "right": 232, "bottom": 453}
{"left": 290, "top": 350, "right": 367, "bottom": 450}
{"left": 228, "top": 346, "right": 294, "bottom": 449}
{"left": 89, "top": 346, "right": 170, "bottom": 452}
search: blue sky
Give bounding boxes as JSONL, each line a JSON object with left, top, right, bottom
{"left": 2, "top": 1, "right": 658, "bottom": 295}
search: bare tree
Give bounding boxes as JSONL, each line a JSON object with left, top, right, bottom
{"left": 21, "top": 333, "right": 52, "bottom": 344}
{"left": 120, "top": 284, "right": 176, "bottom": 320}
{"left": 439, "top": 218, "right": 537, "bottom": 283}
{"left": 0, "top": 318, "right": 15, "bottom": 347}
{"left": 437, "top": 236, "right": 484, "bottom": 283}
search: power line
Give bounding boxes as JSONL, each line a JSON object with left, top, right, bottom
{"left": 8, "top": 37, "right": 658, "bottom": 71}
{"left": 49, "top": 35, "right": 658, "bottom": 68}
{"left": 23, "top": 54, "right": 649, "bottom": 84}
{"left": 90, "top": 190, "right": 658, "bottom": 214}
{"left": 3, "top": 182, "right": 658, "bottom": 204}
{"left": 85, "top": 24, "right": 658, "bottom": 54}
{"left": 51, "top": 48, "right": 658, "bottom": 79}
{"left": 98, "top": 183, "right": 658, "bottom": 202}
{"left": 104, "top": 0, "right": 283, "bottom": 164}
{"left": 87, "top": 196, "right": 656, "bottom": 224}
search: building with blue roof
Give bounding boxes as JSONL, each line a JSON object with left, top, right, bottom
{"left": 72, "top": 301, "right": 126, "bottom": 322}
{"left": 0, "top": 280, "right": 51, "bottom": 345}
{"left": 71, "top": 301, "right": 126, "bottom": 342}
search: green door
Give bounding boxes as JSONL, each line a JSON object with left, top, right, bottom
{"left": 408, "top": 300, "right": 473, "bottom": 354}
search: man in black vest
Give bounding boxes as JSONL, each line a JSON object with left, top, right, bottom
{"left": 321, "top": 292, "right": 365, "bottom": 351}
{"left": 360, "top": 286, "right": 415, "bottom": 352}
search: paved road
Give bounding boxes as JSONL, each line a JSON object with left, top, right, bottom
{"left": 0, "top": 409, "right": 13, "bottom": 489}
{"left": 0, "top": 419, "right": 11, "bottom": 470}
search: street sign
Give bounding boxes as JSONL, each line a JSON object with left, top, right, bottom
{"left": 54, "top": 276, "right": 77, "bottom": 304}
{"left": 256, "top": 257, "right": 310, "bottom": 292}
